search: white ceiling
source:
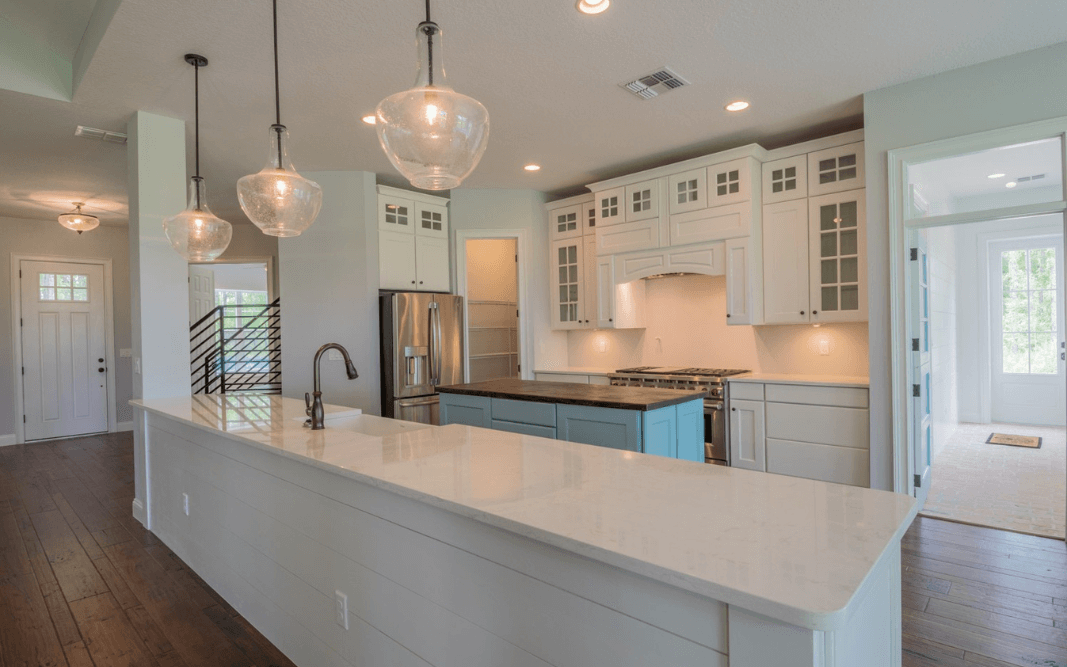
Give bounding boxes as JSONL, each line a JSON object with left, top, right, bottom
{"left": 3, "top": 0, "right": 1067, "bottom": 227}
{"left": 0, "top": 0, "right": 97, "bottom": 61}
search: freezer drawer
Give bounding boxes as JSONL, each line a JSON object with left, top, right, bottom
{"left": 394, "top": 395, "right": 440, "bottom": 425}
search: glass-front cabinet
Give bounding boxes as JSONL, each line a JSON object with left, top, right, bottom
{"left": 551, "top": 238, "right": 585, "bottom": 330}
{"left": 808, "top": 189, "right": 866, "bottom": 323}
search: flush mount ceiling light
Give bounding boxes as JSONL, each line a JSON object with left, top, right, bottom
{"left": 577, "top": 0, "right": 610, "bottom": 14}
{"left": 374, "top": 0, "right": 490, "bottom": 190}
{"left": 524, "top": 164, "right": 541, "bottom": 171}
{"left": 361, "top": 114, "right": 377, "bottom": 125}
{"left": 57, "top": 202, "right": 99, "bottom": 234}
{"left": 163, "top": 54, "right": 232, "bottom": 262}
{"left": 237, "top": 0, "right": 323, "bottom": 237}
{"left": 724, "top": 100, "right": 750, "bottom": 112}
{"left": 987, "top": 173, "right": 1005, "bottom": 179}
{"left": 1005, "top": 181, "right": 1018, "bottom": 188}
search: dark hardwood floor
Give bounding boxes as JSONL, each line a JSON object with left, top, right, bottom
{"left": 1, "top": 432, "right": 1064, "bottom": 666}
{"left": 0, "top": 431, "right": 296, "bottom": 667}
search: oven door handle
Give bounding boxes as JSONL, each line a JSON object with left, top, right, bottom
{"left": 705, "top": 403, "right": 723, "bottom": 412}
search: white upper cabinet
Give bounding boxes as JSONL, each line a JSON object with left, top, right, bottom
{"left": 378, "top": 186, "right": 450, "bottom": 292}
{"left": 762, "top": 155, "right": 807, "bottom": 204}
{"left": 725, "top": 237, "right": 762, "bottom": 326}
{"left": 549, "top": 204, "right": 583, "bottom": 241}
{"left": 707, "top": 158, "right": 752, "bottom": 208}
{"left": 595, "top": 218, "right": 663, "bottom": 256}
{"left": 582, "top": 236, "right": 598, "bottom": 326}
{"left": 378, "top": 195, "right": 415, "bottom": 234}
{"left": 582, "top": 200, "right": 598, "bottom": 236}
{"left": 415, "top": 202, "right": 448, "bottom": 238}
{"left": 808, "top": 189, "right": 866, "bottom": 323}
{"left": 669, "top": 201, "right": 753, "bottom": 247}
{"left": 807, "top": 141, "right": 865, "bottom": 197}
{"left": 550, "top": 238, "right": 585, "bottom": 330}
{"left": 668, "top": 167, "right": 708, "bottom": 214}
{"left": 614, "top": 241, "right": 725, "bottom": 283}
{"left": 594, "top": 187, "right": 625, "bottom": 227}
{"left": 624, "top": 179, "right": 660, "bottom": 223}
{"left": 762, "top": 199, "right": 810, "bottom": 324}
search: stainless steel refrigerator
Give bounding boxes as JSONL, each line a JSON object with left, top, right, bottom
{"left": 380, "top": 292, "right": 465, "bottom": 424}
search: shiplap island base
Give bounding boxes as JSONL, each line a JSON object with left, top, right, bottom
{"left": 131, "top": 395, "right": 917, "bottom": 667}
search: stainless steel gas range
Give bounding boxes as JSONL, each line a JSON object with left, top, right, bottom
{"left": 608, "top": 367, "right": 750, "bottom": 465}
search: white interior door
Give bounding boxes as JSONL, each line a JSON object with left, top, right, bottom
{"left": 189, "top": 265, "right": 215, "bottom": 323}
{"left": 909, "top": 231, "right": 932, "bottom": 505}
{"left": 21, "top": 260, "right": 108, "bottom": 440}
{"left": 989, "top": 236, "right": 1067, "bottom": 426}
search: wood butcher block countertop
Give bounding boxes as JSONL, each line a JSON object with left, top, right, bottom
{"left": 436, "top": 379, "right": 706, "bottom": 411}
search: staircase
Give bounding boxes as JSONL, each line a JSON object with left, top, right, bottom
{"left": 190, "top": 298, "right": 281, "bottom": 395}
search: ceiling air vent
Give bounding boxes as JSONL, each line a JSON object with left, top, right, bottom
{"left": 1016, "top": 173, "right": 1046, "bottom": 183}
{"left": 620, "top": 67, "right": 690, "bottom": 100}
{"left": 75, "top": 125, "right": 127, "bottom": 144}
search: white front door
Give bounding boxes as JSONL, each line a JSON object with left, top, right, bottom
{"left": 189, "top": 265, "right": 215, "bottom": 324}
{"left": 21, "top": 260, "right": 108, "bottom": 440}
{"left": 909, "top": 231, "right": 932, "bottom": 505}
{"left": 989, "top": 236, "right": 1066, "bottom": 426}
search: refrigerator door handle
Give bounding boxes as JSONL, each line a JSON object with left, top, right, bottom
{"left": 433, "top": 303, "right": 443, "bottom": 385}
{"left": 428, "top": 302, "right": 439, "bottom": 385}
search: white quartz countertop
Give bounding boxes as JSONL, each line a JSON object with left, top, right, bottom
{"left": 533, "top": 367, "right": 614, "bottom": 375}
{"left": 131, "top": 394, "right": 914, "bottom": 631}
{"left": 729, "top": 373, "right": 870, "bottom": 388}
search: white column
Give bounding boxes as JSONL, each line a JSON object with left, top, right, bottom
{"left": 127, "top": 110, "right": 190, "bottom": 525}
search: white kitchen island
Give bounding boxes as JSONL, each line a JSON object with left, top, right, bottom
{"left": 131, "top": 394, "right": 917, "bottom": 667}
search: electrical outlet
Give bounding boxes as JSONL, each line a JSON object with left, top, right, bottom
{"left": 335, "top": 590, "right": 349, "bottom": 630}
{"left": 182, "top": 493, "right": 190, "bottom": 516}
{"left": 328, "top": 350, "right": 343, "bottom": 362}
{"left": 818, "top": 340, "right": 831, "bottom": 356}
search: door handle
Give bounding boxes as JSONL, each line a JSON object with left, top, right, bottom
{"left": 98, "top": 367, "right": 106, "bottom": 373}
{"left": 433, "top": 305, "right": 443, "bottom": 384}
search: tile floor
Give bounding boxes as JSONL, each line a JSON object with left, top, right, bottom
{"left": 922, "top": 421, "right": 1066, "bottom": 539}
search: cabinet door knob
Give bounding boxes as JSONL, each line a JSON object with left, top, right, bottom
{"left": 813, "top": 310, "right": 818, "bottom": 315}
{"left": 800, "top": 311, "right": 805, "bottom": 315}
{"left": 411, "top": 281, "right": 416, "bottom": 284}
{"left": 726, "top": 314, "right": 731, "bottom": 318}
{"left": 419, "top": 281, "right": 423, "bottom": 284}
{"left": 608, "top": 318, "right": 613, "bottom": 322}
{"left": 731, "top": 407, "right": 736, "bottom": 412}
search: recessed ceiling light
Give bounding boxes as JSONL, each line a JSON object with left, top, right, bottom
{"left": 524, "top": 164, "right": 541, "bottom": 172}
{"left": 576, "top": 0, "right": 610, "bottom": 14}
{"left": 724, "top": 100, "right": 750, "bottom": 112}
{"left": 361, "top": 114, "right": 376, "bottom": 125}
{"left": 1005, "top": 181, "right": 1017, "bottom": 188}
{"left": 987, "top": 173, "right": 1005, "bottom": 179}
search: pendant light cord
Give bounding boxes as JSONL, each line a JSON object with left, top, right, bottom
{"left": 273, "top": 0, "right": 284, "bottom": 169}
{"left": 194, "top": 59, "right": 201, "bottom": 210}
{"left": 424, "top": 0, "right": 434, "bottom": 86}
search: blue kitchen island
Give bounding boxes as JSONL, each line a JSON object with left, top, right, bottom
{"left": 437, "top": 379, "right": 706, "bottom": 462}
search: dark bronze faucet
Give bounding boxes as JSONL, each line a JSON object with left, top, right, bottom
{"left": 305, "top": 343, "right": 359, "bottom": 430}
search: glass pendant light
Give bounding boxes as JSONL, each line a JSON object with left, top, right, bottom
{"left": 375, "top": 0, "right": 490, "bottom": 191}
{"left": 163, "top": 54, "right": 232, "bottom": 262}
{"left": 57, "top": 202, "right": 99, "bottom": 234}
{"left": 237, "top": 0, "right": 322, "bottom": 236}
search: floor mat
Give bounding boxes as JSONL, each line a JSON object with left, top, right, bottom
{"left": 986, "top": 432, "right": 1042, "bottom": 448}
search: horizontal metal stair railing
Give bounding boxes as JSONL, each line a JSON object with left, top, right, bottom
{"left": 190, "top": 298, "right": 281, "bottom": 395}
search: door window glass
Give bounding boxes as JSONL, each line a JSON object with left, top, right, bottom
{"left": 39, "top": 273, "right": 88, "bottom": 301}
{"left": 1001, "top": 247, "right": 1057, "bottom": 374}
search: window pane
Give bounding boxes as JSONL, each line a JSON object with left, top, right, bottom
{"left": 821, "top": 259, "right": 837, "bottom": 285}
{"left": 821, "top": 233, "right": 837, "bottom": 258}
{"left": 40, "top": 287, "right": 54, "bottom": 300}
{"left": 39, "top": 273, "right": 54, "bottom": 286}
{"left": 1003, "top": 291, "right": 1029, "bottom": 332}
{"left": 820, "top": 205, "right": 837, "bottom": 231}
{"left": 841, "top": 285, "right": 859, "bottom": 311}
{"left": 821, "top": 286, "right": 838, "bottom": 311}
{"left": 1002, "top": 333, "right": 1029, "bottom": 373}
{"left": 840, "top": 230, "right": 858, "bottom": 256}
{"left": 1029, "top": 247, "right": 1056, "bottom": 290}
{"left": 73, "top": 274, "right": 88, "bottom": 288}
{"left": 1030, "top": 289, "right": 1056, "bottom": 333}
{"left": 1030, "top": 333, "right": 1057, "bottom": 374}
{"left": 56, "top": 288, "right": 71, "bottom": 301}
{"left": 1002, "top": 250, "right": 1027, "bottom": 291}
{"left": 840, "top": 257, "right": 858, "bottom": 283}
{"left": 56, "top": 274, "right": 72, "bottom": 287}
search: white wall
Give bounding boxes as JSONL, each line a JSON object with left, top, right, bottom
{"left": 567, "top": 274, "right": 870, "bottom": 376}
{"left": 449, "top": 189, "right": 568, "bottom": 372}
{"left": 208, "top": 263, "right": 269, "bottom": 293}
{"left": 926, "top": 226, "right": 959, "bottom": 462}
{"left": 279, "top": 171, "right": 380, "bottom": 415}
{"left": 864, "top": 41, "right": 1067, "bottom": 490}
{"left": 0, "top": 217, "right": 133, "bottom": 437}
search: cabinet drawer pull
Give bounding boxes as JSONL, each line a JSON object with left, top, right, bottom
{"left": 800, "top": 311, "right": 805, "bottom": 315}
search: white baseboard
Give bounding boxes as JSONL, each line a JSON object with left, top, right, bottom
{"left": 0, "top": 434, "right": 16, "bottom": 447}
{"left": 132, "top": 498, "right": 146, "bottom": 526}
{"left": 115, "top": 421, "right": 134, "bottom": 433}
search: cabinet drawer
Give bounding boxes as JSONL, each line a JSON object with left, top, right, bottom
{"left": 588, "top": 375, "right": 611, "bottom": 386}
{"left": 491, "top": 419, "right": 556, "bottom": 439}
{"left": 766, "top": 438, "right": 869, "bottom": 487}
{"left": 669, "top": 201, "right": 752, "bottom": 246}
{"left": 729, "top": 382, "right": 764, "bottom": 401}
{"left": 491, "top": 398, "right": 557, "bottom": 427}
{"left": 765, "top": 402, "right": 869, "bottom": 449}
{"left": 557, "top": 404, "right": 640, "bottom": 452}
{"left": 764, "top": 384, "right": 869, "bottom": 408}
{"left": 439, "top": 394, "right": 491, "bottom": 428}
{"left": 596, "top": 218, "right": 662, "bottom": 255}
{"left": 535, "top": 373, "right": 590, "bottom": 384}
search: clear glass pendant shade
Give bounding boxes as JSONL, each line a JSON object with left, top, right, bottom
{"left": 237, "top": 125, "right": 322, "bottom": 237}
{"left": 375, "top": 21, "right": 489, "bottom": 191}
{"left": 57, "top": 203, "right": 99, "bottom": 234}
{"left": 163, "top": 177, "right": 233, "bottom": 261}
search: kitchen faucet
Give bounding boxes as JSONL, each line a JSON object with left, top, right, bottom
{"left": 305, "top": 343, "right": 359, "bottom": 430}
